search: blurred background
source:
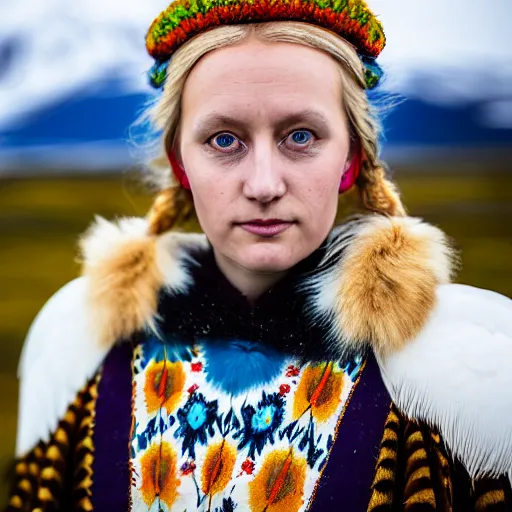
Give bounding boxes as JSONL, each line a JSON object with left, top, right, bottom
{"left": 0, "top": 0, "right": 511, "bottom": 504}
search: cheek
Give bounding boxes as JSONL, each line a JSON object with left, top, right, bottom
{"left": 299, "top": 181, "right": 339, "bottom": 242}
{"left": 293, "top": 155, "right": 344, "bottom": 217}
{"left": 184, "top": 161, "right": 235, "bottom": 236}
{"left": 190, "top": 181, "right": 228, "bottom": 225}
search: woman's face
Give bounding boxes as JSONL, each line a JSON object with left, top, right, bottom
{"left": 178, "top": 38, "right": 351, "bottom": 277}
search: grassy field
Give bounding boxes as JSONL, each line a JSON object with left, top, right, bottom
{"left": 0, "top": 168, "right": 511, "bottom": 503}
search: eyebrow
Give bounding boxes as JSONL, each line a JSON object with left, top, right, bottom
{"left": 193, "top": 109, "right": 331, "bottom": 138}
{"left": 193, "top": 114, "right": 247, "bottom": 138}
{"left": 273, "top": 110, "right": 330, "bottom": 133}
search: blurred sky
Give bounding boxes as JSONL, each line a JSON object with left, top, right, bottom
{"left": 0, "top": 0, "right": 511, "bottom": 169}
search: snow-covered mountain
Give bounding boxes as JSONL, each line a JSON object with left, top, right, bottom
{"left": 0, "top": 0, "right": 172, "bottom": 130}
{"left": 0, "top": 0, "right": 511, "bottom": 171}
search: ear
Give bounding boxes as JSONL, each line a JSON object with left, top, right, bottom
{"left": 339, "top": 140, "right": 362, "bottom": 194}
{"left": 167, "top": 148, "right": 190, "bottom": 190}
{"left": 165, "top": 131, "right": 191, "bottom": 190}
{"left": 171, "top": 136, "right": 184, "bottom": 167}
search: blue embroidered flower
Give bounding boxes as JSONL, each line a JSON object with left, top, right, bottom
{"left": 234, "top": 392, "right": 285, "bottom": 458}
{"left": 187, "top": 402, "right": 208, "bottom": 429}
{"left": 251, "top": 405, "right": 276, "bottom": 432}
{"left": 175, "top": 392, "right": 218, "bottom": 458}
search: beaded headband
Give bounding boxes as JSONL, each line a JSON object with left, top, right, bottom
{"left": 146, "top": 0, "right": 386, "bottom": 90}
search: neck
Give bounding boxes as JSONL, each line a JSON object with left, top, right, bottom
{"left": 213, "top": 250, "right": 288, "bottom": 303}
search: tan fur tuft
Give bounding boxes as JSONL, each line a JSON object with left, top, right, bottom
{"left": 336, "top": 216, "right": 457, "bottom": 354}
{"left": 79, "top": 217, "right": 207, "bottom": 349}
{"left": 79, "top": 217, "right": 163, "bottom": 348}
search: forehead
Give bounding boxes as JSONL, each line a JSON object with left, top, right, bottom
{"left": 181, "top": 39, "right": 343, "bottom": 123}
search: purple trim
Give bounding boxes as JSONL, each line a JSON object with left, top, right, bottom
{"left": 91, "top": 342, "right": 133, "bottom": 511}
{"left": 310, "top": 350, "right": 391, "bottom": 511}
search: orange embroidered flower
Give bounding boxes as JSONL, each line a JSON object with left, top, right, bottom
{"left": 201, "top": 440, "right": 237, "bottom": 497}
{"left": 249, "top": 448, "right": 306, "bottom": 512}
{"left": 139, "top": 442, "right": 180, "bottom": 508}
{"left": 292, "top": 362, "right": 344, "bottom": 422}
{"left": 144, "top": 360, "right": 186, "bottom": 415}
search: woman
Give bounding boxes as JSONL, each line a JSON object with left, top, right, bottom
{"left": 7, "top": 1, "right": 512, "bottom": 511}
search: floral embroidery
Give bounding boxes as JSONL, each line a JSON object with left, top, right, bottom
{"left": 286, "top": 365, "right": 300, "bottom": 378}
{"left": 234, "top": 392, "right": 285, "bottom": 459}
{"left": 188, "top": 383, "right": 199, "bottom": 394}
{"left": 175, "top": 392, "right": 218, "bottom": 458}
{"left": 131, "top": 336, "right": 363, "bottom": 511}
{"left": 180, "top": 459, "right": 196, "bottom": 476}
{"left": 279, "top": 384, "right": 291, "bottom": 396}
{"left": 138, "top": 337, "right": 196, "bottom": 371}
{"left": 248, "top": 448, "right": 307, "bottom": 512}
{"left": 139, "top": 442, "right": 180, "bottom": 508}
{"left": 144, "top": 360, "right": 186, "bottom": 416}
{"left": 292, "top": 362, "right": 344, "bottom": 423}
{"left": 201, "top": 441, "right": 237, "bottom": 498}
{"left": 214, "top": 497, "right": 238, "bottom": 512}
{"left": 240, "top": 458, "right": 255, "bottom": 475}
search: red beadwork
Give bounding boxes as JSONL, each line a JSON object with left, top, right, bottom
{"left": 188, "top": 383, "right": 199, "bottom": 394}
{"left": 286, "top": 365, "right": 300, "bottom": 377}
{"left": 191, "top": 362, "right": 203, "bottom": 372}
{"left": 279, "top": 384, "right": 291, "bottom": 396}
{"left": 241, "top": 458, "right": 255, "bottom": 475}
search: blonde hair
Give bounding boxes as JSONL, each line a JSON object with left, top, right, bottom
{"left": 144, "top": 22, "right": 405, "bottom": 235}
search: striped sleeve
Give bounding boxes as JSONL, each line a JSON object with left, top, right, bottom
{"left": 368, "top": 405, "right": 512, "bottom": 511}
{"left": 6, "top": 375, "right": 99, "bottom": 512}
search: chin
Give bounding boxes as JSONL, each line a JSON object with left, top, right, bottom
{"left": 237, "top": 242, "right": 303, "bottom": 273}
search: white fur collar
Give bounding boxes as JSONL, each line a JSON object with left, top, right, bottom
{"left": 377, "top": 283, "right": 512, "bottom": 484}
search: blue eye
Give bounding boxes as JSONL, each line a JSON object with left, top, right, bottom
{"left": 213, "top": 133, "right": 236, "bottom": 148}
{"left": 290, "top": 130, "right": 312, "bottom": 145}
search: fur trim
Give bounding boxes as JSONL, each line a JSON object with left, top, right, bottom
{"left": 377, "top": 283, "right": 512, "bottom": 483}
{"left": 16, "top": 278, "right": 108, "bottom": 455}
{"left": 74, "top": 214, "right": 512, "bottom": 484}
{"left": 80, "top": 214, "right": 456, "bottom": 354}
{"left": 79, "top": 216, "right": 207, "bottom": 348}
{"left": 309, "top": 215, "right": 457, "bottom": 355}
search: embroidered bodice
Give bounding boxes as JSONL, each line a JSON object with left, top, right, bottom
{"left": 129, "top": 245, "right": 368, "bottom": 511}
{"left": 131, "top": 337, "right": 363, "bottom": 511}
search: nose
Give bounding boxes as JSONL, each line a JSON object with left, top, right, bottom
{"left": 242, "top": 142, "right": 286, "bottom": 204}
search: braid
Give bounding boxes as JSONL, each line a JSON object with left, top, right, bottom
{"left": 147, "top": 185, "right": 195, "bottom": 236}
{"left": 356, "top": 161, "right": 406, "bottom": 217}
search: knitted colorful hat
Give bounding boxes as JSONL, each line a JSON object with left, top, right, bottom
{"left": 146, "top": 0, "right": 386, "bottom": 90}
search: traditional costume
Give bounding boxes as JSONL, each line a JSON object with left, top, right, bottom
{"left": 6, "top": 1, "right": 512, "bottom": 511}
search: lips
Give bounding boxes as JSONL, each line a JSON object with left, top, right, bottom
{"left": 238, "top": 219, "right": 294, "bottom": 237}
